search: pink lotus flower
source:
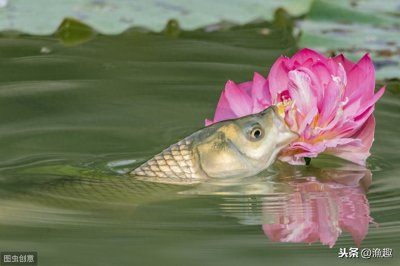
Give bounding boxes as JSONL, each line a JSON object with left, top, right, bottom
{"left": 206, "top": 49, "right": 385, "bottom": 165}
{"left": 262, "top": 169, "right": 372, "bottom": 247}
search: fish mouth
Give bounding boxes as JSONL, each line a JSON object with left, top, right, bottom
{"left": 271, "top": 106, "right": 299, "bottom": 142}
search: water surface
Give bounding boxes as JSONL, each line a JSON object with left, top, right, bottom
{"left": 0, "top": 26, "right": 399, "bottom": 266}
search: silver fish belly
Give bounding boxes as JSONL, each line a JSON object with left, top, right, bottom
{"left": 132, "top": 106, "right": 298, "bottom": 182}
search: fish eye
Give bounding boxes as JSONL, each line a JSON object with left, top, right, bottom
{"left": 249, "top": 126, "right": 264, "bottom": 141}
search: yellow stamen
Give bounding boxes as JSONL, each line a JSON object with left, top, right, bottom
{"left": 311, "top": 113, "right": 319, "bottom": 128}
{"left": 276, "top": 99, "right": 294, "bottom": 118}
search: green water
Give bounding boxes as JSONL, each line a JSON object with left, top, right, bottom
{"left": 0, "top": 24, "right": 399, "bottom": 266}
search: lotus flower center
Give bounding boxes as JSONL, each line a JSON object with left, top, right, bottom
{"left": 276, "top": 95, "right": 294, "bottom": 118}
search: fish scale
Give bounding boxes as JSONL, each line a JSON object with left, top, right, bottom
{"left": 132, "top": 138, "right": 200, "bottom": 180}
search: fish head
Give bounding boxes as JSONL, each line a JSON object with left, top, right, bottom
{"left": 196, "top": 106, "right": 298, "bottom": 178}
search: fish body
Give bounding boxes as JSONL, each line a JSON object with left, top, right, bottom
{"left": 132, "top": 106, "right": 298, "bottom": 182}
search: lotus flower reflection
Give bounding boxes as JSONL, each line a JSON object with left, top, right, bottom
{"left": 262, "top": 168, "right": 372, "bottom": 247}
{"left": 206, "top": 49, "right": 385, "bottom": 165}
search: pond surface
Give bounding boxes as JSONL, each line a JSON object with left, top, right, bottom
{"left": 0, "top": 25, "right": 399, "bottom": 266}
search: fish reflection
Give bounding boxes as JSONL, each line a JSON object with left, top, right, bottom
{"left": 262, "top": 166, "right": 372, "bottom": 247}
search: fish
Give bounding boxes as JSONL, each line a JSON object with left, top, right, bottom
{"left": 131, "top": 106, "right": 298, "bottom": 183}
